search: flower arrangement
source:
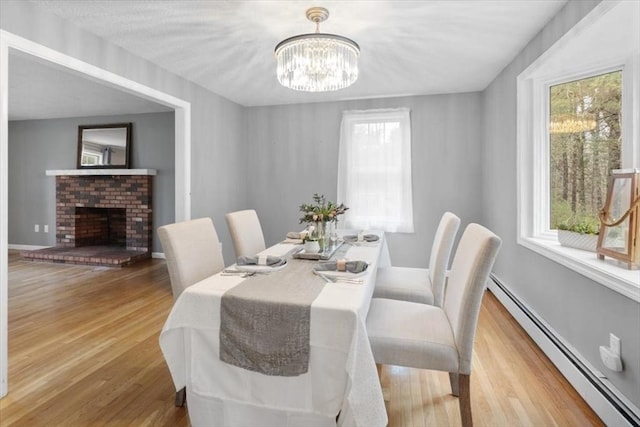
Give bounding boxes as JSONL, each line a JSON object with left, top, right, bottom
{"left": 299, "top": 193, "right": 348, "bottom": 224}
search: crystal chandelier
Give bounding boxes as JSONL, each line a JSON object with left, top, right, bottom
{"left": 275, "top": 7, "right": 360, "bottom": 92}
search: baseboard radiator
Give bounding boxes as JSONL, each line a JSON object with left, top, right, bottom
{"left": 489, "top": 274, "right": 640, "bottom": 427}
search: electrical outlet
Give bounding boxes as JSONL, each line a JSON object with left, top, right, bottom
{"left": 600, "top": 346, "right": 623, "bottom": 371}
{"left": 600, "top": 333, "right": 623, "bottom": 372}
{"left": 44, "top": 224, "right": 49, "bottom": 233}
{"left": 34, "top": 224, "right": 39, "bottom": 233}
{"left": 610, "top": 333, "right": 621, "bottom": 355}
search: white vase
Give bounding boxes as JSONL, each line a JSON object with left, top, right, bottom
{"left": 304, "top": 240, "right": 320, "bottom": 253}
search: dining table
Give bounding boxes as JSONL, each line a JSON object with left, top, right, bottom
{"left": 159, "top": 230, "right": 391, "bottom": 426}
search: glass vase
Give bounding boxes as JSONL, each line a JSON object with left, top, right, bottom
{"left": 327, "top": 221, "right": 338, "bottom": 248}
{"left": 315, "top": 221, "right": 329, "bottom": 252}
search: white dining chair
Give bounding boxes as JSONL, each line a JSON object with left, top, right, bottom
{"left": 158, "top": 217, "right": 225, "bottom": 301}
{"left": 373, "top": 211, "right": 460, "bottom": 306}
{"left": 158, "top": 217, "right": 225, "bottom": 407}
{"left": 366, "top": 223, "right": 501, "bottom": 427}
{"left": 225, "top": 209, "right": 266, "bottom": 258}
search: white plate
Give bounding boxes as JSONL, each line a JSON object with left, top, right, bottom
{"left": 236, "top": 260, "right": 288, "bottom": 273}
{"left": 312, "top": 267, "right": 368, "bottom": 278}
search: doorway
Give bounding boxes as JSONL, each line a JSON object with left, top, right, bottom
{"left": 0, "top": 29, "right": 192, "bottom": 397}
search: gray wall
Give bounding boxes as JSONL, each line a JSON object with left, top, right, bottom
{"left": 1, "top": 0, "right": 248, "bottom": 264}
{"left": 246, "top": 93, "right": 483, "bottom": 267}
{"left": 482, "top": 0, "right": 639, "bottom": 407}
{"left": 8, "top": 112, "right": 175, "bottom": 252}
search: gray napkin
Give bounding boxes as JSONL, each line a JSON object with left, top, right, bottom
{"left": 237, "top": 255, "right": 286, "bottom": 267}
{"left": 343, "top": 234, "right": 379, "bottom": 242}
{"left": 314, "top": 260, "right": 368, "bottom": 273}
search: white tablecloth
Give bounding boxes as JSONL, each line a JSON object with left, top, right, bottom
{"left": 159, "top": 232, "right": 390, "bottom": 427}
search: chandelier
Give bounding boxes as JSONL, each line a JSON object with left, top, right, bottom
{"left": 275, "top": 7, "right": 360, "bottom": 92}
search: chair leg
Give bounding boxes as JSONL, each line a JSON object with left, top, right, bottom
{"left": 449, "top": 372, "right": 459, "bottom": 396}
{"left": 458, "top": 373, "right": 473, "bottom": 427}
{"left": 175, "top": 387, "right": 186, "bottom": 407}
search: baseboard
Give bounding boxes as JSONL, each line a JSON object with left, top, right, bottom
{"left": 152, "top": 252, "right": 165, "bottom": 259}
{"left": 488, "top": 275, "right": 640, "bottom": 427}
{"left": 7, "top": 244, "right": 51, "bottom": 251}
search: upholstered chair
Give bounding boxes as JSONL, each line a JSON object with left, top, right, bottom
{"left": 158, "top": 217, "right": 225, "bottom": 406}
{"left": 158, "top": 217, "right": 225, "bottom": 301}
{"left": 225, "top": 209, "right": 267, "bottom": 258}
{"left": 366, "top": 223, "right": 501, "bottom": 427}
{"left": 373, "top": 211, "right": 460, "bottom": 306}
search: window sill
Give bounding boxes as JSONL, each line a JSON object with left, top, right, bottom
{"left": 519, "top": 236, "right": 639, "bottom": 303}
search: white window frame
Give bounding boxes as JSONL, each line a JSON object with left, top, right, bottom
{"left": 517, "top": 0, "right": 640, "bottom": 302}
{"left": 337, "top": 108, "right": 414, "bottom": 233}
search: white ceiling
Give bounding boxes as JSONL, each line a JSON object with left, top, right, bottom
{"left": 10, "top": 0, "right": 568, "bottom": 119}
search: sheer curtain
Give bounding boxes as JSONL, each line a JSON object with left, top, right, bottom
{"left": 337, "top": 108, "right": 414, "bottom": 233}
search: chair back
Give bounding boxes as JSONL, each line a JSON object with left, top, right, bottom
{"left": 443, "top": 223, "right": 501, "bottom": 374}
{"left": 158, "top": 217, "right": 225, "bottom": 301}
{"left": 225, "top": 209, "right": 266, "bottom": 258}
{"left": 428, "top": 212, "right": 461, "bottom": 306}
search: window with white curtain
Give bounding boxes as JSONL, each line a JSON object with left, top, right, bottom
{"left": 337, "top": 108, "right": 414, "bottom": 233}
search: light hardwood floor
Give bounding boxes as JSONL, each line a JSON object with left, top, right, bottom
{"left": 1, "top": 250, "right": 603, "bottom": 426}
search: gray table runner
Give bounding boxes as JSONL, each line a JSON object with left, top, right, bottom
{"left": 219, "top": 258, "right": 326, "bottom": 376}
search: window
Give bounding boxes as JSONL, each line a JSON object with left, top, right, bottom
{"left": 337, "top": 108, "right": 414, "bottom": 233}
{"left": 517, "top": 1, "right": 640, "bottom": 300}
{"left": 549, "top": 71, "right": 622, "bottom": 234}
{"left": 81, "top": 151, "right": 102, "bottom": 165}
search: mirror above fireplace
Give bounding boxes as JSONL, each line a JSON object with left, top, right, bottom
{"left": 77, "top": 123, "right": 132, "bottom": 169}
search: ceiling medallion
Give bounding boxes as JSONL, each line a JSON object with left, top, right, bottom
{"left": 274, "top": 7, "right": 360, "bottom": 92}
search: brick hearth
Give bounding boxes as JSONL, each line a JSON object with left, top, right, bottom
{"left": 23, "top": 171, "right": 154, "bottom": 267}
{"left": 22, "top": 245, "right": 151, "bottom": 267}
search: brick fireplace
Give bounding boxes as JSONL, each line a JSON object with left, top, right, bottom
{"left": 22, "top": 169, "right": 156, "bottom": 267}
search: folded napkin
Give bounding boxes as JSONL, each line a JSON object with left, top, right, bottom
{"left": 282, "top": 238, "right": 304, "bottom": 244}
{"left": 237, "top": 255, "right": 286, "bottom": 267}
{"left": 286, "top": 230, "right": 308, "bottom": 239}
{"left": 343, "top": 234, "right": 379, "bottom": 242}
{"left": 314, "top": 260, "right": 369, "bottom": 274}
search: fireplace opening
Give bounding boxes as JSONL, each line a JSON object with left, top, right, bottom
{"left": 75, "top": 207, "right": 126, "bottom": 247}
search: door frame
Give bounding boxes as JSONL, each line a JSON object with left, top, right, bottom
{"left": 0, "top": 29, "right": 192, "bottom": 397}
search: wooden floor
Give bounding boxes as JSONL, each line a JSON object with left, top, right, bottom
{"left": 1, "top": 250, "right": 603, "bottom": 426}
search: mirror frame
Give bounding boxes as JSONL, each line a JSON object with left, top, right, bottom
{"left": 77, "top": 123, "right": 132, "bottom": 169}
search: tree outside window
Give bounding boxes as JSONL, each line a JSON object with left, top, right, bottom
{"left": 549, "top": 71, "right": 622, "bottom": 233}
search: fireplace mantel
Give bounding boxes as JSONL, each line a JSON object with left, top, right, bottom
{"left": 46, "top": 169, "right": 157, "bottom": 176}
